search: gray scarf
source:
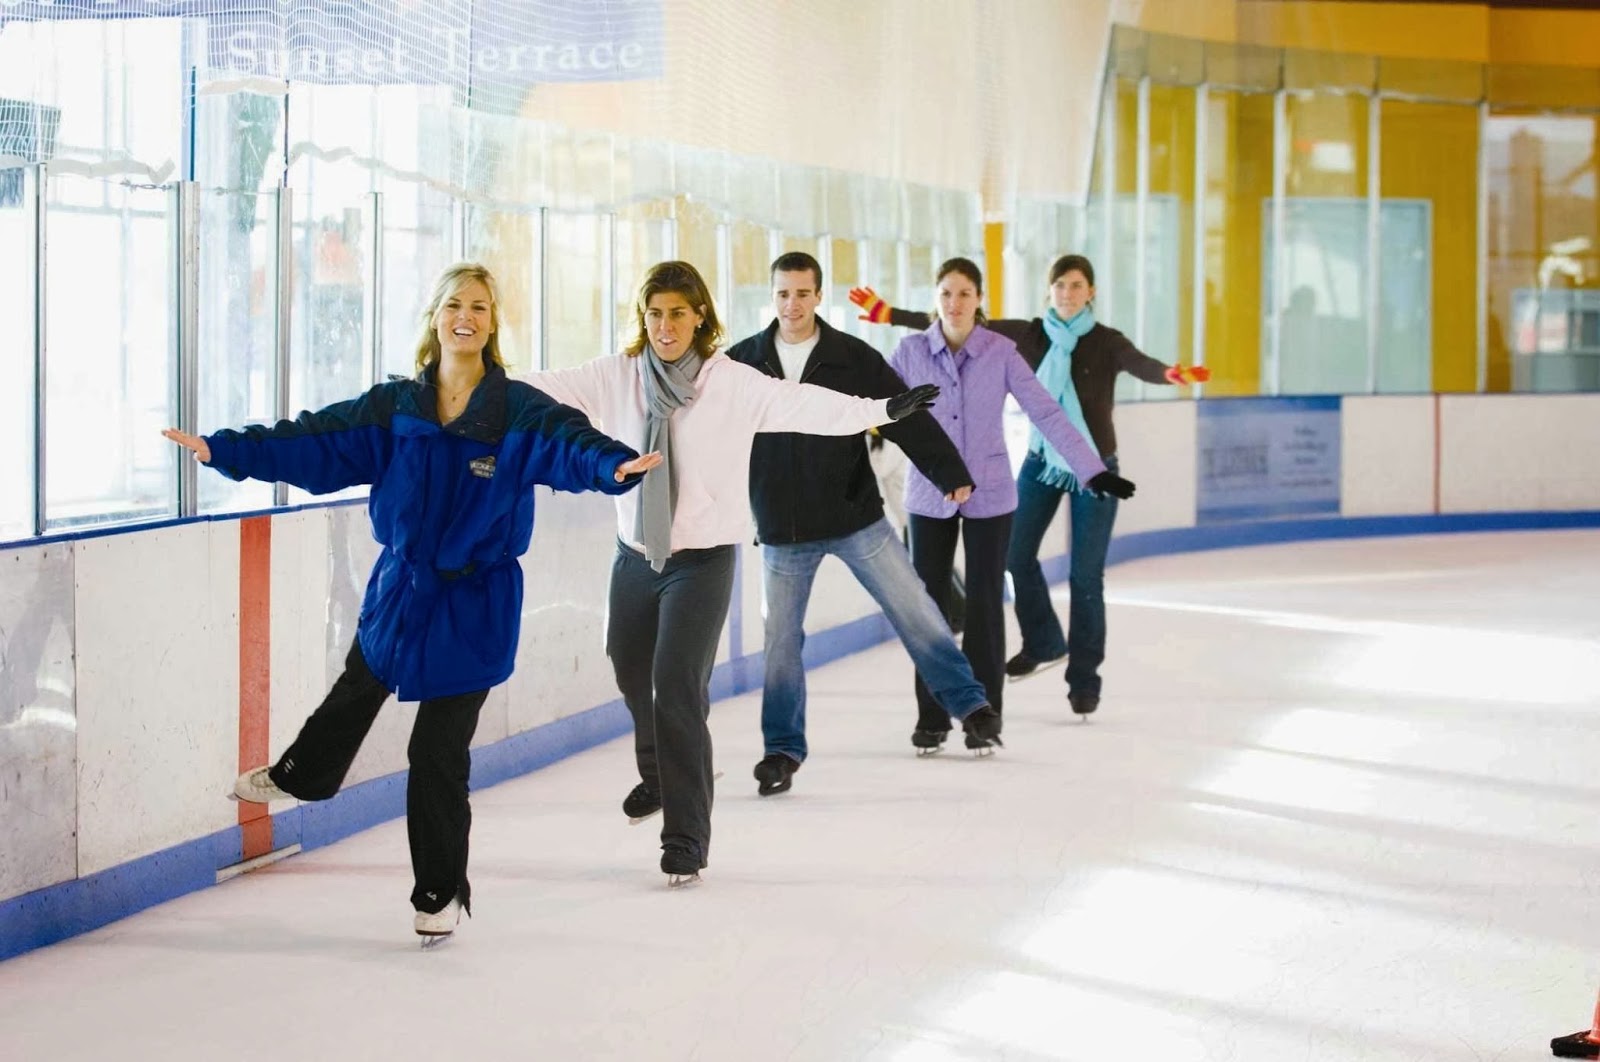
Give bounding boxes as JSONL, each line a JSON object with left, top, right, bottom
{"left": 635, "top": 348, "right": 704, "bottom": 571}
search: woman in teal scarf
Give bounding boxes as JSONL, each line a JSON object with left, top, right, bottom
{"left": 851, "top": 254, "right": 1208, "bottom": 718}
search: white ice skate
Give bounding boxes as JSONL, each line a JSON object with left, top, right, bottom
{"left": 229, "top": 765, "right": 289, "bottom": 804}
{"left": 666, "top": 871, "right": 701, "bottom": 889}
{"left": 415, "top": 898, "right": 463, "bottom": 948}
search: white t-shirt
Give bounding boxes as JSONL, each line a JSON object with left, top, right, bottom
{"left": 774, "top": 329, "right": 821, "bottom": 383}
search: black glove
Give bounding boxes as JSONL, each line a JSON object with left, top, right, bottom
{"left": 886, "top": 383, "right": 940, "bottom": 421}
{"left": 1087, "top": 471, "right": 1136, "bottom": 500}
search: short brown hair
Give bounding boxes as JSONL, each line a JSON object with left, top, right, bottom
{"left": 622, "top": 260, "right": 724, "bottom": 359}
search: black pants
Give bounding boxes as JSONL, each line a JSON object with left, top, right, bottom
{"left": 606, "top": 542, "right": 735, "bottom": 862}
{"left": 266, "top": 641, "right": 487, "bottom": 915}
{"left": 908, "top": 511, "right": 1014, "bottom": 729}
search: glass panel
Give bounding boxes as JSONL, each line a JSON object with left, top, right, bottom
{"left": 728, "top": 219, "right": 773, "bottom": 345}
{"left": 615, "top": 200, "right": 671, "bottom": 354}
{"left": 0, "top": 164, "right": 31, "bottom": 539}
{"left": 824, "top": 237, "right": 865, "bottom": 341}
{"left": 195, "top": 91, "right": 283, "bottom": 514}
{"left": 674, "top": 194, "right": 721, "bottom": 306}
{"left": 1146, "top": 83, "right": 1198, "bottom": 399}
{"left": 45, "top": 177, "right": 174, "bottom": 529}
{"left": 470, "top": 208, "right": 542, "bottom": 369}
{"left": 1380, "top": 100, "right": 1478, "bottom": 393}
{"left": 863, "top": 239, "right": 902, "bottom": 357}
{"left": 287, "top": 86, "right": 375, "bottom": 419}
{"left": 544, "top": 212, "right": 608, "bottom": 371}
{"left": 1202, "top": 90, "right": 1275, "bottom": 395}
{"left": 906, "top": 243, "right": 935, "bottom": 320}
{"left": 1488, "top": 114, "right": 1600, "bottom": 393}
{"left": 1262, "top": 199, "right": 1431, "bottom": 395}
{"left": 1085, "top": 195, "right": 1182, "bottom": 400}
{"left": 379, "top": 182, "right": 454, "bottom": 381}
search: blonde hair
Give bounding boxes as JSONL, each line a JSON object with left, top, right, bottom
{"left": 413, "top": 262, "right": 506, "bottom": 373}
{"left": 622, "top": 260, "right": 724, "bottom": 359}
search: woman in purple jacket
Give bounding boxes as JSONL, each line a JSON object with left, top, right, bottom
{"left": 887, "top": 257, "right": 1135, "bottom": 752}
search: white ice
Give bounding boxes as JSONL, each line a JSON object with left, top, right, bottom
{"left": 3, "top": 530, "right": 1599, "bottom": 1062}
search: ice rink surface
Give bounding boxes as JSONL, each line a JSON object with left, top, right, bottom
{"left": 3, "top": 530, "right": 1598, "bottom": 1061}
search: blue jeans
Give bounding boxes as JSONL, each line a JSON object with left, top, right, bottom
{"left": 1006, "top": 451, "right": 1120, "bottom": 698}
{"left": 760, "top": 517, "right": 990, "bottom": 762}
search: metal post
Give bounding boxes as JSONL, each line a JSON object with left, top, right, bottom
{"left": 1099, "top": 79, "right": 1118, "bottom": 327}
{"left": 366, "top": 190, "right": 383, "bottom": 386}
{"left": 272, "top": 186, "right": 293, "bottom": 507}
{"left": 28, "top": 164, "right": 46, "bottom": 536}
{"left": 1192, "top": 83, "right": 1209, "bottom": 391}
{"left": 173, "top": 181, "right": 200, "bottom": 518}
{"left": 1269, "top": 89, "right": 1288, "bottom": 396}
{"left": 1134, "top": 76, "right": 1151, "bottom": 400}
{"left": 1366, "top": 94, "right": 1382, "bottom": 394}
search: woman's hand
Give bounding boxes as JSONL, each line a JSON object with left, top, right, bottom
{"left": 162, "top": 428, "right": 211, "bottom": 464}
{"left": 886, "top": 384, "right": 940, "bottom": 421}
{"left": 848, "top": 286, "right": 891, "bottom": 324}
{"left": 615, "top": 451, "right": 663, "bottom": 481}
{"left": 945, "top": 484, "right": 974, "bottom": 504}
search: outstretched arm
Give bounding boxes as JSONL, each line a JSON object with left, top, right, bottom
{"left": 512, "top": 397, "right": 655, "bottom": 495}
{"left": 864, "top": 351, "right": 973, "bottom": 500}
{"left": 167, "top": 386, "right": 395, "bottom": 495}
{"left": 1004, "top": 351, "right": 1107, "bottom": 483}
{"left": 848, "top": 286, "right": 932, "bottom": 331}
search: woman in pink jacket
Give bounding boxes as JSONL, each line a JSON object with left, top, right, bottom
{"left": 525, "top": 260, "right": 955, "bottom": 885}
{"left": 886, "top": 258, "right": 1135, "bottom": 751}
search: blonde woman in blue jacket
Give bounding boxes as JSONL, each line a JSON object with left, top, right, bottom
{"left": 164, "top": 263, "right": 659, "bottom": 942}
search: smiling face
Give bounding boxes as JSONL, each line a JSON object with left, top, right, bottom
{"left": 1050, "top": 269, "right": 1094, "bottom": 318}
{"left": 643, "top": 291, "right": 706, "bottom": 362}
{"left": 772, "top": 268, "right": 821, "bottom": 343}
{"left": 432, "top": 278, "right": 495, "bottom": 359}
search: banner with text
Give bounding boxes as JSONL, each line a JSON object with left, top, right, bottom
{"left": 1196, "top": 396, "right": 1342, "bottom": 523}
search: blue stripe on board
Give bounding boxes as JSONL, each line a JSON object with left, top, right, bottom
{"left": 6, "top": 506, "right": 1599, "bottom": 961}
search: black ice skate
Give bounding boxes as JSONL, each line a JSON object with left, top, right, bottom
{"left": 1005, "top": 650, "right": 1066, "bottom": 682}
{"left": 623, "top": 782, "right": 662, "bottom": 825}
{"left": 1068, "top": 692, "right": 1100, "bottom": 722}
{"left": 753, "top": 753, "right": 799, "bottom": 796}
{"left": 414, "top": 897, "right": 464, "bottom": 949}
{"left": 911, "top": 728, "right": 948, "bottom": 756}
{"left": 660, "top": 843, "right": 706, "bottom": 888}
{"left": 961, "top": 705, "right": 1004, "bottom": 756}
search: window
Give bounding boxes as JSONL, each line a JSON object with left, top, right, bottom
{"left": 196, "top": 91, "right": 283, "bottom": 514}
{"left": 544, "top": 212, "right": 609, "bottom": 370}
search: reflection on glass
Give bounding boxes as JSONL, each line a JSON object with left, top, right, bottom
{"left": 545, "top": 212, "right": 607, "bottom": 370}
{"left": 728, "top": 219, "right": 773, "bottom": 345}
{"left": 471, "top": 208, "right": 541, "bottom": 371}
{"left": 1487, "top": 114, "right": 1599, "bottom": 394}
{"left": 616, "top": 201, "right": 671, "bottom": 351}
{"left": 1086, "top": 196, "right": 1183, "bottom": 404}
{"left": 825, "top": 237, "right": 865, "bottom": 343}
{"left": 45, "top": 177, "right": 174, "bottom": 528}
{"left": 1261, "top": 199, "right": 1432, "bottom": 395}
{"left": 0, "top": 169, "right": 31, "bottom": 539}
{"left": 675, "top": 196, "right": 721, "bottom": 303}
{"left": 196, "top": 91, "right": 282, "bottom": 514}
{"left": 380, "top": 182, "right": 453, "bottom": 381}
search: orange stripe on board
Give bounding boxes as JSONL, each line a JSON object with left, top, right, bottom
{"left": 238, "top": 516, "right": 273, "bottom": 860}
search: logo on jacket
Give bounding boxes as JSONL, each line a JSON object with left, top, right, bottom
{"left": 469, "top": 456, "right": 496, "bottom": 479}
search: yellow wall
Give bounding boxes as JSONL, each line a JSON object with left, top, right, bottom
{"left": 1381, "top": 101, "right": 1479, "bottom": 393}
{"left": 1203, "top": 91, "right": 1274, "bottom": 396}
{"left": 1236, "top": 2, "right": 1487, "bottom": 62}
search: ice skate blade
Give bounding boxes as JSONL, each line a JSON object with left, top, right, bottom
{"left": 968, "top": 745, "right": 997, "bottom": 758}
{"left": 627, "top": 808, "right": 662, "bottom": 826}
{"left": 418, "top": 932, "right": 453, "bottom": 949}
{"left": 666, "top": 872, "right": 702, "bottom": 888}
{"left": 914, "top": 745, "right": 943, "bottom": 757}
{"left": 1006, "top": 656, "right": 1066, "bottom": 683}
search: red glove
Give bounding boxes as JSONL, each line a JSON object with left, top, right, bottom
{"left": 1164, "top": 363, "right": 1212, "bottom": 386}
{"left": 848, "top": 286, "right": 891, "bottom": 324}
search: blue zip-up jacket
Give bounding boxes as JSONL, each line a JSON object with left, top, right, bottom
{"left": 204, "top": 359, "right": 642, "bottom": 701}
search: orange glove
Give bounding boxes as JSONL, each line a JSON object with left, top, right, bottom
{"left": 1164, "top": 363, "right": 1212, "bottom": 386}
{"left": 848, "top": 286, "right": 891, "bottom": 324}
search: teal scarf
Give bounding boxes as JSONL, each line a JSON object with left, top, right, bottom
{"left": 1031, "top": 307, "right": 1097, "bottom": 491}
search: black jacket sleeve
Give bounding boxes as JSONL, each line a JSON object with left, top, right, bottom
{"left": 887, "top": 307, "right": 933, "bottom": 330}
{"left": 859, "top": 340, "right": 973, "bottom": 494}
{"left": 1108, "top": 327, "right": 1176, "bottom": 385}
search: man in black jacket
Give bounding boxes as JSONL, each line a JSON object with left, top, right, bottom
{"left": 728, "top": 252, "right": 1002, "bottom": 796}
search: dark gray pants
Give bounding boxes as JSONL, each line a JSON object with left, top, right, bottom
{"left": 267, "top": 640, "right": 487, "bottom": 915}
{"left": 606, "top": 541, "right": 735, "bottom": 861}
